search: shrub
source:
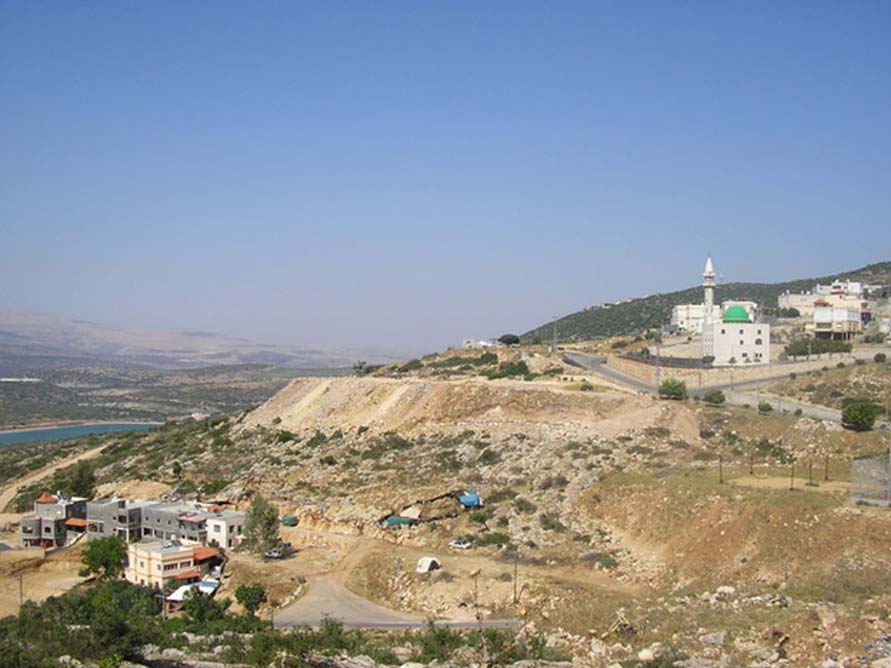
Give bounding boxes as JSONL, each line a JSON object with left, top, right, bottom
{"left": 703, "top": 389, "right": 725, "bottom": 405}
{"left": 842, "top": 399, "right": 880, "bottom": 431}
{"left": 477, "top": 448, "right": 501, "bottom": 466}
{"left": 659, "top": 379, "right": 687, "bottom": 400}
{"left": 513, "top": 497, "right": 538, "bottom": 514}
{"left": 399, "top": 358, "right": 424, "bottom": 373}
{"left": 876, "top": 353, "right": 887, "bottom": 364}
{"left": 758, "top": 401, "right": 773, "bottom": 413}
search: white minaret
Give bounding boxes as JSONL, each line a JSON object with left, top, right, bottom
{"left": 702, "top": 256, "right": 716, "bottom": 358}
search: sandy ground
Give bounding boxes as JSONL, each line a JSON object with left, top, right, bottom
{"left": 0, "top": 541, "right": 87, "bottom": 617}
{"left": 729, "top": 474, "right": 850, "bottom": 494}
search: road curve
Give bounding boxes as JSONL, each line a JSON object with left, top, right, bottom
{"left": 274, "top": 577, "right": 518, "bottom": 630}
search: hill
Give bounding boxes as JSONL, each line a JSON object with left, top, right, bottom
{"left": 522, "top": 260, "right": 891, "bottom": 343}
{"left": 0, "top": 310, "right": 404, "bottom": 372}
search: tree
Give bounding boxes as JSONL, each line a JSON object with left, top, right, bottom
{"left": 69, "top": 461, "right": 96, "bottom": 498}
{"left": 352, "top": 360, "right": 367, "bottom": 376}
{"left": 235, "top": 583, "right": 267, "bottom": 616}
{"left": 758, "top": 401, "right": 773, "bottom": 413}
{"left": 498, "top": 334, "right": 520, "bottom": 346}
{"left": 183, "top": 588, "right": 230, "bottom": 623}
{"left": 875, "top": 353, "right": 887, "bottom": 364}
{"left": 80, "top": 536, "right": 126, "bottom": 579}
{"left": 658, "top": 379, "right": 687, "bottom": 400}
{"left": 171, "top": 461, "right": 183, "bottom": 479}
{"left": 703, "top": 389, "right": 725, "bottom": 405}
{"left": 242, "top": 495, "right": 280, "bottom": 554}
{"left": 842, "top": 399, "right": 878, "bottom": 431}
{"left": 702, "top": 355, "right": 715, "bottom": 366}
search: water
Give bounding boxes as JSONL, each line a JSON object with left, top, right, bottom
{"left": 0, "top": 422, "right": 160, "bottom": 447}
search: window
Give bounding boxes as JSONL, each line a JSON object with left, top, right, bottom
{"left": 740, "top": 340, "right": 744, "bottom": 345}
{"left": 139, "top": 560, "right": 145, "bottom": 568}
{"left": 757, "top": 329, "right": 762, "bottom": 335}
{"left": 44, "top": 526, "right": 52, "bottom": 533}
{"left": 739, "top": 329, "right": 744, "bottom": 335}
{"left": 755, "top": 338, "right": 763, "bottom": 345}
{"left": 214, "top": 525, "right": 221, "bottom": 533}
{"left": 163, "top": 563, "right": 178, "bottom": 572}
{"left": 180, "top": 561, "right": 192, "bottom": 568}
{"left": 721, "top": 329, "right": 726, "bottom": 334}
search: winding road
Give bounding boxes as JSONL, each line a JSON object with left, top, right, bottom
{"left": 274, "top": 577, "right": 519, "bottom": 629}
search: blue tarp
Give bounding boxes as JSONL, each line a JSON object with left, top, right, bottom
{"left": 458, "top": 493, "right": 482, "bottom": 508}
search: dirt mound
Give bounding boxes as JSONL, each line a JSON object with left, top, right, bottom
{"left": 245, "top": 376, "right": 672, "bottom": 441}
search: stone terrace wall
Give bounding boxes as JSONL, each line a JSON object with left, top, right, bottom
{"left": 607, "top": 353, "right": 860, "bottom": 389}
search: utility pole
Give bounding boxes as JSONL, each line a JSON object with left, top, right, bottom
{"left": 17, "top": 573, "right": 23, "bottom": 606}
{"left": 719, "top": 455, "right": 724, "bottom": 484}
{"left": 552, "top": 319, "right": 557, "bottom": 354}
{"left": 824, "top": 454, "right": 829, "bottom": 482}
{"left": 790, "top": 462, "right": 795, "bottom": 491}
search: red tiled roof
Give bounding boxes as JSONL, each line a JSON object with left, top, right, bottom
{"left": 174, "top": 569, "right": 201, "bottom": 580}
{"left": 64, "top": 517, "right": 89, "bottom": 528}
{"left": 192, "top": 546, "right": 219, "bottom": 562}
{"left": 35, "top": 491, "right": 57, "bottom": 504}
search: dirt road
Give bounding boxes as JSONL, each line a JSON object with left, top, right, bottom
{"left": 0, "top": 443, "right": 107, "bottom": 518}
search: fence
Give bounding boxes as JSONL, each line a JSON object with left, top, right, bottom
{"left": 851, "top": 451, "right": 891, "bottom": 506}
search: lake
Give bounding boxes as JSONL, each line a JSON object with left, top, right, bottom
{"left": 0, "top": 422, "right": 161, "bottom": 447}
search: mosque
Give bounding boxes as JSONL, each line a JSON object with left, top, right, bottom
{"left": 701, "top": 257, "right": 770, "bottom": 366}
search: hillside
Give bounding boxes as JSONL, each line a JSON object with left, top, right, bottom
{"left": 522, "top": 260, "right": 891, "bottom": 343}
{"left": 0, "top": 310, "right": 403, "bottom": 372}
{"left": 5, "top": 368, "right": 891, "bottom": 666}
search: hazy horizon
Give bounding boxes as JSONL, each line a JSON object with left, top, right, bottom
{"left": 3, "top": 3, "right": 890, "bottom": 351}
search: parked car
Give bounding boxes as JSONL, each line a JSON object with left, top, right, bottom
{"left": 263, "top": 548, "right": 284, "bottom": 559}
{"left": 449, "top": 537, "right": 473, "bottom": 550}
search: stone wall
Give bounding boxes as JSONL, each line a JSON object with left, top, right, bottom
{"left": 607, "top": 353, "right": 860, "bottom": 389}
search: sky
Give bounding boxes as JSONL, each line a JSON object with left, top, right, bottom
{"left": 2, "top": 2, "right": 890, "bottom": 354}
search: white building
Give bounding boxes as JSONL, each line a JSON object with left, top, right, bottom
{"left": 815, "top": 279, "right": 863, "bottom": 297}
{"left": 205, "top": 511, "right": 245, "bottom": 550}
{"left": 712, "top": 306, "right": 770, "bottom": 365}
{"left": 671, "top": 303, "right": 720, "bottom": 333}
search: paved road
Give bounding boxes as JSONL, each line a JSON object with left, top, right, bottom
{"left": 274, "top": 577, "right": 519, "bottom": 630}
{"left": 560, "top": 349, "right": 891, "bottom": 430}
{"left": 562, "top": 351, "right": 654, "bottom": 393}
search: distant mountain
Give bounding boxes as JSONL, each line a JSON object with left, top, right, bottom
{"left": 0, "top": 311, "right": 405, "bottom": 373}
{"left": 522, "top": 261, "right": 891, "bottom": 343}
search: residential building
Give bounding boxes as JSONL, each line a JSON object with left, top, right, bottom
{"left": 671, "top": 303, "right": 720, "bottom": 334}
{"left": 808, "top": 305, "right": 862, "bottom": 340}
{"left": 20, "top": 492, "right": 88, "bottom": 548}
{"left": 205, "top": 510, "right": 246, "bottom": 549}
{"left": 815, "top": 280, "right": 863, "bottom": 297}
{"left": 86, "top": 498, "right": 151, "bottom": 542}
{"left": 125, "top": 539, "right": 219, "bottom": 589}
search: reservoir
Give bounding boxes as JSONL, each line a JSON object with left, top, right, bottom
{"left": 0, "top": 422, "right": 161, "bottom": 447}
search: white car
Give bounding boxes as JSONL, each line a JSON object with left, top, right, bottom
{"left": 449, "top": 537, "right": 473, "bottom": 550}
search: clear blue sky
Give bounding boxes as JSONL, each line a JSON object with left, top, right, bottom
{"left": 2, "top": 2, "right": 889, "bottom": 353}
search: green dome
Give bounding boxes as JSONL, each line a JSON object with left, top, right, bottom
{"left": 722, "top": 305, "right": 751, "bottom": 323}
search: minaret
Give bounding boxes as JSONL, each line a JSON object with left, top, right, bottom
{"left": 702, "top": 256, "right": 716, "bottom": 358}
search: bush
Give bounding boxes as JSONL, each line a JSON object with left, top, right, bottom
{"left": 758, "top": 401, "right": 773, "bottom": 413}
{"left": 842, "top": 399, "right": 881, "bottom": 431}
{"left": 498, "top": 334, "right": 520, "bottom": 346}
{"left": 703, "top": 389, "right": 725, "bottom": 405}
{"left": 785, "top": 338, "right": 852, "bottom": 357}
{"left": 659, "top": 379, "right": 687, "bottom": 400}
{"left": 876, "top": 353, "right": 887, "bottom": 364}
{"left": 483, "top": 361, "right": 531, "bottom": 380}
